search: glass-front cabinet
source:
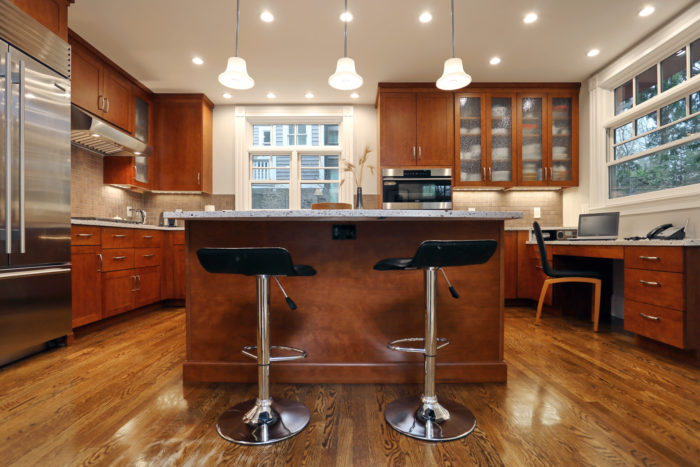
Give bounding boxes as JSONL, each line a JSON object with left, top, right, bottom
{"left": 488, "top": 95, "right": 516, "bottom": 185}
{"left": 518, "top": 94, "right": 547, "bottom": 185}
{"left": 549, "top": 95, "right": 576, "bottom": 185}
{"left": 456, "top": 94, "right": 485, "bottom": 185}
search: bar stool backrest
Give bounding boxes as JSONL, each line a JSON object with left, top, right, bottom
{"left": 409, "top": 240, "right": 497, "bottom": 268}
{"left": 197, "top": 247, "right": 298, "bottom": 276}
{"left": 532, "top": 222, "right": 555, "bottom": 277}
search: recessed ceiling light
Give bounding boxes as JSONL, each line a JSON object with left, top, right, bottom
{"left": 305, "top": 92, "right": 315, "bottom": 99}
{"left": 222, "top": 93, "right": 232, "bottom": 99}
{"left": 192, "top": 56, "right": 204, "bottom": 65}
{"left": 489, "top": 56, "right": 501, "bottom": 65}
{"left": 134, "top": 152, "right": 142, "bottom": 155}
{"left": 260, "top": 10, "right": 274, "bottom": 22}
{"left": 350, "top": 92, "right": 359, "bottom": 99}
{"left": 340, "top": 11, "right": 353, "bottom": 22}
{"left": 638, "top": 5, "right": 655, "bottom": 17}
{"left": 419, "top": 11, "right": 432, "bottom": 23}
{"left": 266, "top": 92, "right": 276, "bottom": 99}
{"left": 523, "top": 12, "right": 538, "bottom": 24}
{"left": 587, "top": 48, "right": 600, "bottom": 57}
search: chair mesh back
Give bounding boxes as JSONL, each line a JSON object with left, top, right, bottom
{"left": 532, "top": 222, "right": 554, "bottom": 277}
{"left": 409, "top": 240, "right": 497, "bottom": 268}
{"left": 197, "top": 247, "right": 297, "bottom": 276}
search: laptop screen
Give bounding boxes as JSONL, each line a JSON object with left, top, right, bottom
{"left": 578, "top": 212, "right": 620, "bottom": 238}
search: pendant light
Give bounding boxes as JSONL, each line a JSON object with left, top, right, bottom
{"left": 219, "top": 0, "right": 254, "bottom": 90}
{"left": 329, "top": 0, "right": 363, "bottom": 91}
{"left": 436, "top": 0, "right": 471, "bottom": 90}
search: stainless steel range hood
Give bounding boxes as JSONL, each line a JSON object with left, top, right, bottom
{"left": 70, "top": 106, "right": 152, "bottom": 157}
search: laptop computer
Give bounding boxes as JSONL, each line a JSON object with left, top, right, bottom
{"left": 570, "top": 212, "right": 620, "bottom": 240}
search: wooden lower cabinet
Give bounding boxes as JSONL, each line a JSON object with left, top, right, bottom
{"left": 71, "top": 245, "right": 102, "bottom": 328}
{"left": 133, "top": 267, "right": 161, "bottom": 308}
{"left": 171, "top": 245, "right": 185, "bottom": 299}
{"left": 102, "top": 269, "right": 136, "bottom": 318}
{"left": 504, "top": 231, "right": 518, "bottom": 299}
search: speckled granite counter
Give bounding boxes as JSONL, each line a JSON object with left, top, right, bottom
{"left": 71, "top": 219, "right": 184, "bottom": 231}
{"left": 171, "top": 209, "right": 521, "bottom": 384}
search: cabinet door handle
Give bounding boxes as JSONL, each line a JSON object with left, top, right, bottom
{"left": 488, "top": 167, "right": 492, "bottom": 181}
{"left": 112, "top": 256, "right": 127, "bottom": 260}
{"left": 482, "top": 167, "right": 486, "bottom": 180}
{"left": 76, "top": 233, "right": 93, "bottom": 238}
{"left": 137, "top": 275, "right": 142, "bottom": 291}
{"left": 639, "top": 256, "right": 660, "bottom": 261}
{"left": 418, "top": 146, "right": 422, "bottom": 160}
{"left": 98, "top": 95, "right": 105, "bottom": 111}
{"left": 97, "top": 253, "right": 103, "bottom": 272}
{"left": 412, "top": 146, "right": 416, "bottom": 161}
{"left": 143, "top": 235, "right": 153, "bottom": 239}
{"left": 131, "top": 275, "right": 138, "bottom": 292}
{"left": 105, "top": 97, "right": 110, "bottom": 113}
{"left": 640, "top": 312, "right": 661, "bottom": 321}
{"left": 639, "top": 279, "right": 660, "bottom": 287}
{"left": 197, "top": 172, "right": 201, "bottom": 185}
{"left": 112, "top": 234, "right": 127, "bottom": 238}
{"left": 143, "top": 254, "right": 155, "bottom": 258}
{"left": 535, "top": 265, "right": 543, "bottom": 270}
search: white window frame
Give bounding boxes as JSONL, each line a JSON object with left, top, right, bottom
{"left": 586, "top": 4, "right": 700, "bottom": 215}
{"left": 233, "top": 106, "right": 354, "bottom": 210}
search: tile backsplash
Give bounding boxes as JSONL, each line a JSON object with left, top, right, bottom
{"left": 71, "top": 146, "right": 234, "bottom": 224}
{"left": 453, "top": 190, "right": 563, "bottom": 227}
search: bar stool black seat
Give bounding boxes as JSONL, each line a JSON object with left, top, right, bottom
{"left": 374, "top": 240, "right": 497, "bottom": 442}
{"left": 197, "top": 247, "right": 316, "bottom": 445}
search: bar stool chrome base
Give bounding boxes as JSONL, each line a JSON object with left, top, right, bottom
{"left": 385, "top": 396, "right": 476, "bottom": 442}
{"left": 217, "top": 397, "right": 311, "bottom": 445}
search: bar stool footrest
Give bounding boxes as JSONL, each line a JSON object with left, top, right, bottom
{"left": 242, "top": 345, "right": 307, "bottom": 362}
{"left": 387, "top": 337, "right": 449, "bottom": 353}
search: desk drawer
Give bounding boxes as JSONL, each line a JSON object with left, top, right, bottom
{"left": 72, "top": 226, "right": 101, "bottom": 245}
{"left": 625, "top": 268, "right": 684, "bottom": 311}
{"left": 134, "top": 248, "right": 162, "bottom": 268}
{"left": 624, "top": 247, "right": 683, "bottom": 273}
{"left": 102, "top": 228, "right": 135, "bottom": 249}
{"left": 134, "top": 230, "right": 164, "bottom": 248}
{"left": 624, "top": 300, "right": 684, "bottom": 348}
{"left": 102, "top": 248, "right": 135, "bottom": 271}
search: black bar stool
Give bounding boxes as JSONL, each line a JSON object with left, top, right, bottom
{"left": 197, "top": 247, "right": 316, "bottom": 445}
{"left": 374, "top": 240, "right": 498, "bottom": 442}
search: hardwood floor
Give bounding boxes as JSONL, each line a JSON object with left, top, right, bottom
{"left": 1, "top": 306, "right": 698, "bottom": 466}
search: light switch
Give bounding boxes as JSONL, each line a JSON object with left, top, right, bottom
{"left": 533, "top": 207, "right": 541, "bottom": 219}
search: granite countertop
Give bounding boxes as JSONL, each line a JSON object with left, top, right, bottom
{"left": 71, "top": 219, "right": 184, "bottom": 231}
{"left": 163, "top": 209, "right": 523, "bottom": 221}
{"left": 526, "top": 238, "right": 700, "bottom": 247}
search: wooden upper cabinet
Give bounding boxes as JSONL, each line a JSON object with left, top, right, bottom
{"left": 71, "top": 46, "right": 103, "bottom": 116}
{"left": 9, "top": 0, "right": 70, "bottom": 41}
{"left": 155, "top": 94, "right": 213, "bottom": 192}
{"left": 379, "top": 92, "right": 417, "bottom": 166}
{"left": 378, "top": 87, "right": 454, "bottom": 168}
{"left": 69, "top": 32, "right": 134, "bottom": 133}
{"left": 416, "top": 93, "right": 454, "bottom": 166}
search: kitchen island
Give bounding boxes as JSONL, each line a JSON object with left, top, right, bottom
{"left": 166, "top": 209, "right": 522, "bottom": 383}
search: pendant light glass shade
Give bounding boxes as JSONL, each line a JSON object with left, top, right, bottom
{"left": 329, "top": 57, "right": 363, "bottom": 90}
{"left": 436, "top": 57, "right": 472, "bottom": 90}
{"left": 218, "top": 56, "right": 254, "bottom": 89}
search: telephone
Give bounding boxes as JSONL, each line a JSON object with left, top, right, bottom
{"left": 647, "top": 221, "right": 687, "bottom": 240}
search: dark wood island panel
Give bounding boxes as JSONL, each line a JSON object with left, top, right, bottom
{"left": 182, "top": 216, "right": 511, "bottom": 383}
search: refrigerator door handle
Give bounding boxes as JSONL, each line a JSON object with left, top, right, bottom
{"left": 19, "top": 59, "right": 25, "bottom": 253}
{"left": 3, "top": 50, "right": 10, "bottom": 254}
{"left": 0, "top": 266, "right": 71, "bottom": 281}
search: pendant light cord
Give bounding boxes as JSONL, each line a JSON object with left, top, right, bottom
{"left": 235, "top": 0, "right": 240, "bottom": 57}
{"left": 344, "top": 0, "right": 348, "bottom": 57}
{"left": 450, "top": 0, "right": 455, "bottom": 58}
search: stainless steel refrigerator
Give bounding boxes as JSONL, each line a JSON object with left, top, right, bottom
{"left": 1, "top": 1, "right": 72, "bottom": 366}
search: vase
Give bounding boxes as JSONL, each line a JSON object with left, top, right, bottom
{"left": 355, "top": 187, "right": 364, "bottom": 209}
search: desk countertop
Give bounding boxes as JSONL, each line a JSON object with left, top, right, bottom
{"left": 526, "top": 239, "right": 700, "bottom": 247}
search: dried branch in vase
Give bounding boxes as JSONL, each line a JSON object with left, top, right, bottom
{"left": 340, "top": 146, "right": 374, "bottom": 188}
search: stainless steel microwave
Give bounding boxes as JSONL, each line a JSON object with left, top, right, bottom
{"left": 382, "top": 168, "right": 452, "bottom": 210}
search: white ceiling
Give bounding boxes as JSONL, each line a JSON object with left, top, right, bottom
{"left": 68, "top": 0, "right": 696, "bottom": 105}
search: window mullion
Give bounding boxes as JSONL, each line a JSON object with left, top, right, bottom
{"left": 291, "top": 150, "right": 300, "bottom": 209}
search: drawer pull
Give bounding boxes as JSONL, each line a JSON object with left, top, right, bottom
{"left": 639, "top": 279, "right": 661, "bottom": 287}
{"left": 143, "top": 235, "right": 153, "bottom": 239}
{"left": 143, "top": 254, "right": 155, "bottom": 258}
{"left": 639, "top": 255, "right": 660, "bottom": 261}
{"left": 640, "top": 312, "right": 661, "bottom": 322}
{"left": 112, "top": 256, "right": 127, "bottom": 260}
{"left": 76, "top": 233, "right": 93, "bottom": 238}
{"left": 112, "top": 234, "right": 127, "bottom": 238}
